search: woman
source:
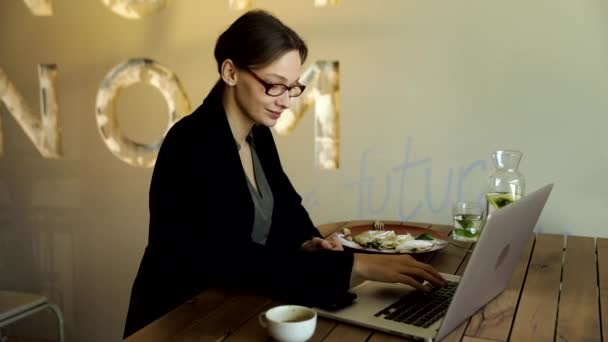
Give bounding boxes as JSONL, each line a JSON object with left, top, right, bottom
{"left": 123, "top": 9, "right": 446, "bottom": 338}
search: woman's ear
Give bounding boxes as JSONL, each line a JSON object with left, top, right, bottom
{"left": 220, "top": 59, "right": 238, "bottom": 86}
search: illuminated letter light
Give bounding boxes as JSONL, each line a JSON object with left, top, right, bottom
{"left": 228, "top": 0, "right": 252, "bottom": 10}
{"left": 229, "top": 0, "right": 339, "bottom": 10}
{"left": 101, "top": 0, "right": 167, "bottom": 19}
{"left": 274, "top": 61, "right": 340, "bottom": 170}
{"left": 22, "top": 0, "right": 340, "bottom": 17}
{"left": 95, "top": 58, "right": 190, "bottom": 167}
{"left": 314, "top": 0, "right": 342, "bottom": 7}
{"left": 21, "top": 0, "right": 53, "bottom": 16}
{"left": 0, "top": 65, "right": 62, "bottom": 158}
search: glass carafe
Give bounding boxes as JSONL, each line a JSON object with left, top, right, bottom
{"left": 486, "top": 150, "right": 525, "bottom": 217}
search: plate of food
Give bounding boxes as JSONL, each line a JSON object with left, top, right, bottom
{"left": 336, "top": 224, "right": 449, "bottom": 254}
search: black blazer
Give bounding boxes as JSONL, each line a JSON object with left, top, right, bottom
{"left": 123, "top": 82, "right": 354, "bottom": 338}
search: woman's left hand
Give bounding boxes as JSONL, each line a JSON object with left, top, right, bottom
{"left": 301, "top": 233, "right": 343, "bottom": 252}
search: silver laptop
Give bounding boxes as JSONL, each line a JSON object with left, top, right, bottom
{"left": 316, "top": 183, "right": 553, "bottom": 342}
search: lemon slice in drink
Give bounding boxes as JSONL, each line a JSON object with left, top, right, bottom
{"left": 487, "top": 193, "right": 514, "bottom": 209}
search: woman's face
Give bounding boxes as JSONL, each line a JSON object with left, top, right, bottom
{"left": 234, "top": 50, "right": 303, "bottom": 128}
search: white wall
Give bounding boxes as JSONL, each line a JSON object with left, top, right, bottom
{"left": 1, "top": 1, "right": 607, "bottom": 341}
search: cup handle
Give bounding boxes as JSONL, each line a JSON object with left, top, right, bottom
{"left": 258, "top": 312, "right": 268, "bottom": 328}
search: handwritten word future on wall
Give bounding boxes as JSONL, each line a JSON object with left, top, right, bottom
{"left": 0, "top": 1, "right": 341, "bottom": 169}
{"left": 300, "top": 137, "right": 488, "bottom": 221}
{"left": 346, "top": 137, "right": 487, "bottom": 221}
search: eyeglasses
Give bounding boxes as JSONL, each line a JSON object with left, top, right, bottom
{"left": 244, "top": 68, "right": 306, "bottom": 98}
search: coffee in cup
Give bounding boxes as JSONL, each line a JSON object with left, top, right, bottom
{"left": 258, "top": 305, "right": 317, "bottom": 342}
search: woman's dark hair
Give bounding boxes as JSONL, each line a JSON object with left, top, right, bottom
{"left": 214, "top": 9, "right": 308, "bottom": 71}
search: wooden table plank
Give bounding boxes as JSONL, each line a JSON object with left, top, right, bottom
{"left": 555, "top": 236, "right": 601, "bottom": 341}
{"left": 464, "top": 236, "right": 535, "bottom": 341}
{"left": 598, "top": 238, "right": 608, "bottom": 342}
{"left": 428, "top": 241, "right": 473, "bottom": 274}
{"left": 367, "top": 333, "right": 417, "bottom": 341}
{"left": 219, "top": 301, "right": 276, "bottom": 342}
{"left": 125, "top": 288, "right": 233, "bottom": 342}
{"left": 320, "top": 323, "right": 372, "bottom": 342}
{"left": 308, "top": 318, "right": 339, "bottom": 342}
{"left": 461, "top": 337, "right": 503, "bottom": 342}
{"left": 166, "top": 294, "right": 270, "bottom": 341}
{"left": 510, "top": 234, "right": 563, "bottom": 342}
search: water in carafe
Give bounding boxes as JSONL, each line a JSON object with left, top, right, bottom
{"left": 486, "top": 150, "right": 525, "bottom": 217}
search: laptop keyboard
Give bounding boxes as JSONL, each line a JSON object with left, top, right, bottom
{"left": 374, "top": 281, "right": 459, "bottom": 328}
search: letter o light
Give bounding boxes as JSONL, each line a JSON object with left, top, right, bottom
{"left": 95, "top": 58, "right": 190, "bottom": 167}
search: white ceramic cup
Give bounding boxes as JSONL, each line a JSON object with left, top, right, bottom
{"left": 258, "top": 305, "right": 317, "bottom": 342}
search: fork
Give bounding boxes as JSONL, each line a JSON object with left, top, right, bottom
{"left": 373, "top": 220, "right": 385, "bottom": 231}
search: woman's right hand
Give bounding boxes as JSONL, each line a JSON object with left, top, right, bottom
{"left": 352, "top": 253, "right": 448, "bottom": 292}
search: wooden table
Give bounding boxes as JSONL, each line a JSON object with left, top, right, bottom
{"left": 124, "top": 220, "right": 608, "bottom": 342}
